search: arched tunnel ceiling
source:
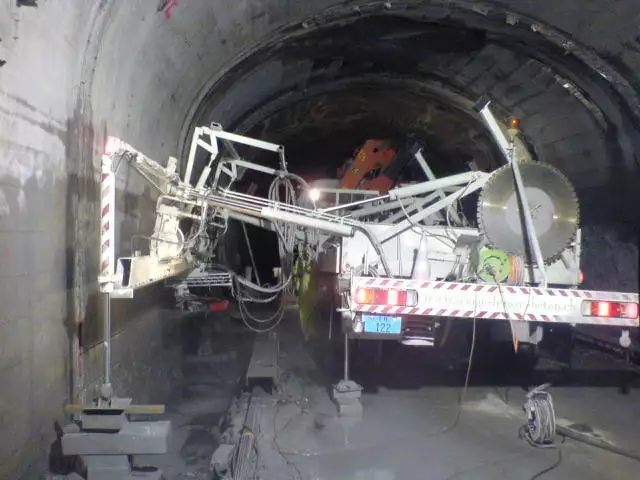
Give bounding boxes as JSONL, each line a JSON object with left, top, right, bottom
{"left": 89, "top": 0, "right": 640, "bottom": 225}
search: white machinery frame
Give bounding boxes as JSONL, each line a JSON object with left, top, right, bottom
{"left": 98, "top": 104, "right": 638, "bottom": 336}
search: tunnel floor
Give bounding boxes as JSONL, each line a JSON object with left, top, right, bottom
{"left": 136, "top": 307, "right": 640, "bottom": 480}
{"left": 134, "top": 313, "right": 255, "bottom": 479}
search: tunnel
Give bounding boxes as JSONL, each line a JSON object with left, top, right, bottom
{"left": 1, "top": 1, "right": 639, "bottom": 478}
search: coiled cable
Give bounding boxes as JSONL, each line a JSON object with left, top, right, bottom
{"left": 519, "top": 383, "right": 557, "bottom": 449}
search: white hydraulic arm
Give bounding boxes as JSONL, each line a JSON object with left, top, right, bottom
{"left": 98, "top": 133, "right": 366, "bottom": 298}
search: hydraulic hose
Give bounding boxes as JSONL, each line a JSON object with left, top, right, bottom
{"left": 556, "top": 426, "right": 640, "bottom": 463}
{"left": 353, "top": 224, "right": 393, "bottom": 277}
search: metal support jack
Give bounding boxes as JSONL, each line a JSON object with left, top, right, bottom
{"left": 332, "top": 332, "right": 363, "bottom": 419}
{"left": 60, "top": 149, "right": 171, "bottom": 479}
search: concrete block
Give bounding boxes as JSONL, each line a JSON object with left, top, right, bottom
{"left": 246, "top": 332, "right": 279, "bottom": 387}
{"left": 83, "top": 454, "right": 130, "bottom": 471}
{"left": 332, "top": 380, "right": 363, "bottom": 419}
{"left": 81, "top": 411, "right": 128, "bottom": 431}
{"left": 335, "top": 398, "right": 363, "bottom": 419}
{"left": 332, "top": 387, "right": 362, "bottom": 401}
{"left": 62, "top": 421, "right": 171, "bottom": 456}
{"left": 83, "top": 455, "right": 163, "bottom": 480}
{"left": 333, "top": 380, "right": 362, "bottom": 395}
{"left": 210, "top": 443, "right": 234, "bottom": 471}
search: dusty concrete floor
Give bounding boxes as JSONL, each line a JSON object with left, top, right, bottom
{"left": 140, "top": 309, "right": 640, "bottom": 480}
{"left": 136, "top": 312, "right": 254, "bottom": 479}
{"left": 253, "top": 322, "right": 640, "bottom": 480}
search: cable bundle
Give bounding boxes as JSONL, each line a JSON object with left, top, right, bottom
{"left": 230, "top": 172, "right": 316, "bottom": 333}
{"left": 268, "top": 175, "right": 299, "bottom": 295}
{"left": 520, "top": 383, "right": 557, "bottom": 449}
{"left": 508, "top": 255, "right": 526, "bottom": 285}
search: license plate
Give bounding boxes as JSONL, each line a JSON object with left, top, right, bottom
{"left": 363, "top": 314, "right": 402, "bottom": 334}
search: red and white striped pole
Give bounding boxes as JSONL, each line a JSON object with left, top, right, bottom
{"left": 99, "top": 138, "right": 120, "bottom": 400}
{"left": 100, "top": 151, "right": 116, "bottom": 293}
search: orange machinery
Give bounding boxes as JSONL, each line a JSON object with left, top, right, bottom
{"left": 338, "top": 139, "right": 418, "bottom": 193}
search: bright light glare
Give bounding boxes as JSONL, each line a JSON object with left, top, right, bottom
{"left": 387, "top": 289, "right": 399, "bottom": 305}
{"left": 355, "top": 288, "right": 369, "bottom": 303}
{"left": 595, "top": 301, "right": 611, "bottom": 317}
{"left": 104, "top": 136, "right": 122, "bottom": 155}
{"left": 309, "top": 188, "right": 321, "bottom": 202}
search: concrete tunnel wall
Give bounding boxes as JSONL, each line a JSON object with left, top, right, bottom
{"left": 0, "top": 0, "right": 639, "bottom": 477}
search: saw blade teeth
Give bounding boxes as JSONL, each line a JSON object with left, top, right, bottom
{"left": 477, "top": 161, "right": 580, "bottom": 265}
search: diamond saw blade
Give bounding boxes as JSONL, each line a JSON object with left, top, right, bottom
{"left": 477, "top": 162, "right": 580, "bottom": 264}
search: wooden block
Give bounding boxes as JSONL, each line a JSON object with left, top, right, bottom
{"left": 65, "top": 404, "right": 165, "bottom": 415}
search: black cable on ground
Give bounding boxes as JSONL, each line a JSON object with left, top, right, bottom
{"left": 529, "top": 448, "right": 563, "bottom": 480}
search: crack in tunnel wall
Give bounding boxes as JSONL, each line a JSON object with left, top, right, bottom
{"left": 0, "top": 0, "right": 639, "bottom": 477}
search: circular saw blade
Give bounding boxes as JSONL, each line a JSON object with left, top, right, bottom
{"left": 477, "top": 162, "right": 579, "bottom": 264}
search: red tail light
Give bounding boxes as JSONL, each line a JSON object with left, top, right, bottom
{"left": 355, "top": 288, "right": 417, "bottom": 307}
{"left": 210, "top": 299, "right": 229, "bottom": 312}
{"left": 104, "top": 136, "right": 123, "bottom": 155}
{"left": 582, "top": 301, "right": 638, "bottom": 319}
